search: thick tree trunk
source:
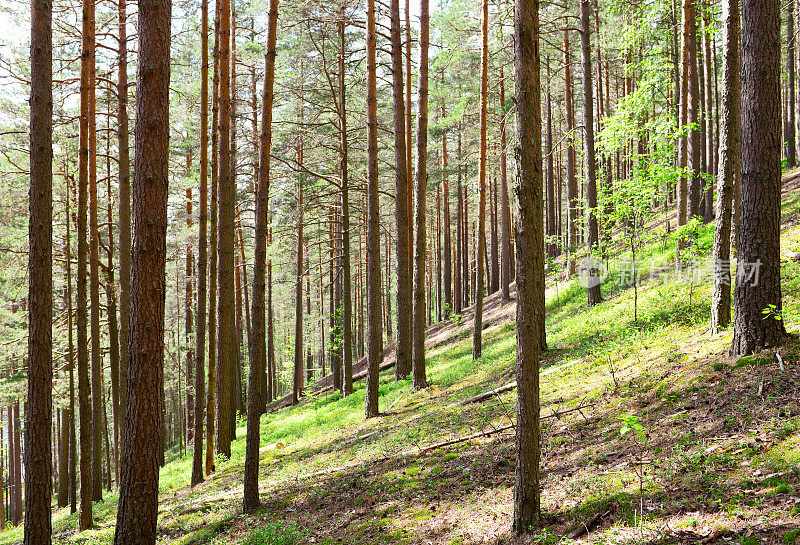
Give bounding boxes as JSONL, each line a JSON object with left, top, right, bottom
{"left": 711, "top": 0, "right": 740, "bottom": 334}
{"left": 244, "top": 0, "right": 277, "bottom": 510}
{"left": 26, "top": 0, "right": 53, "bottom": 538}
{"left": 473, "top": 0, "right": 489, "bottom": 360}
{"left": 512, "top": 0, "right": 543, "bottom": 530}
{"left": 216, "top": 0, "right": 235, "bottom": 459}
{"left": 390, "top": 0, "right": 411, "bottom": 379}
{"left": 412, "top": 0, "right": 430, "bottom": 389}
{"left": 113, "top": 0, "right": 170, "bottom": 541}
{"left": 731, "top": 0, "right": 783, "bottom": 355}
{"left": 365, "top": 0, "right": 382, "bottom": 417}
{"left": 580, "top": 0, "right": 602, "bottom": 307}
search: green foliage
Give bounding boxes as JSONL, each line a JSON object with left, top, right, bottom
{"left": 243, "top": 523, "right": 305, "bottom": 545}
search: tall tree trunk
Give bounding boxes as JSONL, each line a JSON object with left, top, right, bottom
{"left": 473, "top": 0, "right": 489, "bottom": 360}
{"left": 12, "top": 403, "right": 22, "bottom": 526}
{"left": 789, "top": 0, "right": 797, "bottom": 168}
{"left": 711, "top": 0, "right": 740, "bottom": 334}
{"left": 106, "top": 149, "right": 121, "bottom": 487}
{"left": 564, "top": 29, "right": 578, "bottom": 273}
{"left": 77, "top": 0, "right": 94, "bottom": 526}
{"left": 683, "top": 0, "right": 702, "bottom": 220}
{"left": 244, "top": 0, "right": 277, "bottom": 510}
{"left": 191, "top": 0, "right": 209, "bottom": 488}
{"left": 216, "top": 0, "right": 235, "bottom": 459}
{"left": 405, "top": 0, "right": 414, "bottom": 282}
{"left": 412, "top": 0, "right": 430, "bottom": 389}
{"left": 731, "top": 0, "right": 783, "bottom": 355}
{"left": 365, "top": 0, "right": 382, "bottom": 417}
{"left": 703, "top": 12, "right": 715, "bottom": 220}
{"left": 442, "top": 94, "right": 452, "bottom": 316}
{"left": 545, "top": 60, "right": 556, "bottom": 257}
{"left": 580, "top": 0, "right": 602, "bottom": 307}
{"left": 512, "top": 0, "right": 543, "bottom": 530}
{"left": 339, "top": 18, "right": 354, "bottom": 396}
{"left": 26, "top": 0, "right": 53, "bottom": 538}
{"left": 499, "top": 65, "right": 511, "bottom": 303}
{"left": 117, "top": 0, "right": 131, "bottom": 446}
{"left": 206, "top": 0, "right": 220, "bottom": 476}
{"left": 185, "top": 189, "right": 194, "bottom": 446}
{"left": 293, "top": 183, "right": 304, "bottom": 405}
{"left": 391, "top": 0, "right": 411, "bottom": 378}
{"left": 66, "top": 180, "right": 77, "bottom": 514}
{"left": 113, "top": 0, "right": 170, "bottom": 540}
{"left": 455, "top": 132, "right": 463, "bottom": 315}
{"left": 87, "top": 0, "right": 103, "bottom": 500}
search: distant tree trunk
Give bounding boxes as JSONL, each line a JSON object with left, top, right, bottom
{"left": 490, "top": 172, "right": 499, "bottom": 294}
{"left": 26, "top": 0, "right": 53, "bottom": 538}
{"left": 339, "top": 18, "right": 354, "bottom": 396}
{"left": 711, "top": 0, "right": 740, "bottom": 334}
{"left": 293, "top": 183, "right": 304, "bottom": 405}
{"left": 185, "top": 187, "right": 194, "bottom": 450}
{"left": 66, "top": 181, "right": 77, "bottom": 514}
{"left": 365, "top": 0, "right": 382, "bottom": 417}
{"left": 512, "top": 0, "right": 543, "bottom": 529}
{"left": 499, "top": 65, "right": 511, "bottom": 303}
{"left": 580, "top": 0, "right": 602, "bottom": 307}
{"left": 545, "top": 60, "right": 556, "bottom": 257}
{"left": 564, "top": 29, "right": 578, "bottom": 272}
{"left": 442, "top": 96, "right": 453, "bottom": 316}
{"left": 788, "top": 0, "right": 796, "bottom": 168}
{"left": 703, "top": 13, "right": 715, "bottom": 220}
{"left": 405, "top": 0, "right": 414, "bottom": 283}
{"left": 731, "top": 0, "right": 783, "bottom": 355}
{"left": 191, "top": 0, "right": 209, "bottom": 489}
{"left": 106, "top": 148, "right": 121, "bottom": 487}
{"left": 244, "top": 0, "right": 277, "bottom": 510}
{"left": 412, "top": 0, "right": 430, "bottom": 389}
{"left": 77, "top": 0, "right": 94, "bottom": 527}
{"left": 683, "top": 0, "right": 702, "bottom": 219}
{"left": 473, "top": 0, "right": 489, "bottom": 360}
{"left": 12, "top": 403, "right": 22, "bottom": 526}
{"left": 117, "top": 0, "right": 131, "bottom": 444}
{"left": 216, "top": 0, "right": 235, "bottom": 459}
{"left": 455, "top": 129, "right": 463, "bottom": 315}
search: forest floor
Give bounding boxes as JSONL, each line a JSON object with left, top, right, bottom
{"left": 8, "top": 174, "right": 800, "bottom": 544}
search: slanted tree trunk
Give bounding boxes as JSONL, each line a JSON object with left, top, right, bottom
{"left": 511, "top": 0, "right": 543, "bottom": 531}
{"left": 216, "top": 0, "right": 235, "bottom": 459}
{"left": 365, "top": 0, "right": 382, "bottom": 417}
{"left": 26, "top": 0, "right": 53, "bottom": 538}
{"left": 711, "top": 0, "right": 740, "bottom": 334}
{"left": 473, "top": 0, "right": 489, "bottom": 360}
{"left": 244, "top": 0, "right": 277, "bottom": 511}
{"left": 412, "top": 0, "right": 430, "bottom": 389}
{"left": 580, "top": 0, "right": 602, "bottom": 307}
{"left": 731, "top": 0, "right": 783, "bottom": 355}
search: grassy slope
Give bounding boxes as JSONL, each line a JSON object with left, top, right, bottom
{"left": 8, "top": 175, "right": 800, "bottom": 544}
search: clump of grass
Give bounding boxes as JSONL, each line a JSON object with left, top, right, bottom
{"left": 243, "top": 522, "right": 304, "bottom": 545}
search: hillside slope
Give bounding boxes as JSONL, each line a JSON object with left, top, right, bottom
{"left": 7, "top": 174, "right": 800, "bottom": 544}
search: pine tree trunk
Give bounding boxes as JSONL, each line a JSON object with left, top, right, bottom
{"left": 365, "top": 0, "right": 382, "bottom": 417}
{"left": 293, "top": 182, "right": 304, "bottom": 405}
{"left": 731, "top": 0, "right": 783, "bottom": 355}
{"left": 26, "top": 0, "right": 53, "bottom": 537}
{"left": 564, "top": 29, "right": 578, "bottom": 272}
{"left": 442, "top": 95, "right": 453, "bottom": 316}
{"left": 106, "top": 164, "right": 121, "bottom": 487}
{"left": 789, "top": 0, "right": 797, "bottom": 168}
{"left": 244, "top": 0, "right": 277, "bottom": 508}
{"left": 711, "top": 0, "right": 740, "bottom": 334}
{"left": 473, "top": 0, "right": 489, "bottom": 360}
{"left": 499, "top": 65, "right": 512, "bottom": 303}
{"left": 412, "top": 0, "right": 430, "bottom": 389}
{"left": 581, "top": 0, "right": 602, "bottom": 307}
{"left": 339, "top": 19, "right": 354, "bottom": 396}
{"left": 77, "top": 0, "right": 94, "bottom": 526}
{"left": 216, "top": 0, "right": 235, "bottom": 459}
{"left": 113, "top": 0, "right": 170, "bottom": 540}
{"left": 512, "top": 0, "right": 543, "bottom": 530}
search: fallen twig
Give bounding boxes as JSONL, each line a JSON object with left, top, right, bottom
{"left": 566, "top": 508, "right": 611, "bottom": 539}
